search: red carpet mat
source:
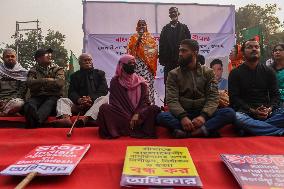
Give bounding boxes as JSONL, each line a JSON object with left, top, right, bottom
{"left": 0, "top": 116, "right": 96, "bottom": 128}
{"left": 0, "top": 126, "right": 283, "bottom": 188}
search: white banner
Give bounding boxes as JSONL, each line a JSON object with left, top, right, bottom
{"left": 83, "top": 2, "right": 235, "bottom": 34}
{"left": 86, "top": 33, "right": 234, "bottom": 105}
{"left": 83, "top": 2, "right": 235, "bottom": 105}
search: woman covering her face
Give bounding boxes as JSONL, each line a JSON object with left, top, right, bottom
{"left": 97, "top": 54, "right": 160, "bottom": 139}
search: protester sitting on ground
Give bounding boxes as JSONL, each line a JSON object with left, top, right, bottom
{"left": 97, "top": 54, "right": 160, "bottom": 139}
{"left": 0, "top": 48, "right": 28, "bottom": 116}
{"left": 229, "top": 39, "right": 284, "bottom": 136}
{"left": 156, "top": 39, "right": 236, "bottom": 138}
{"left": 270, "top": 43, "right": 284, "bottom": 107}
{"left": 24, "top": 48, "right": 65, "bottom": 128}
{"left": 51, "top": 53, "right": 108, "bottom": 127}
{"left": 127, "top": 19, "right": 158, "bottom": 104}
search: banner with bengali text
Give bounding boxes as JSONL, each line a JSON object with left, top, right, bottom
{"left": 1, "top": 144, "right": 90, "bottom": 176}
{"left": 221, "top": 154, "right": 284, "bottom": 189}
{"left": 86, "top": 33, "right": 234, "bottom": 105}
{"left": 120, "top": 146, "right": 202, "bottom": 187}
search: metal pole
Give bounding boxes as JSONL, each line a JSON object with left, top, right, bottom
{"left": 15, "top": 22, "right": 19, "bottom": 61}
{"left": 14, "top": 20, "right": 41, "bottom": 60}
{"left": 155, "top": 3, "right": 158, "bottom": 33}
{"left": 82, "top": 0, "right": 87, "bottom": 53}
{"left": 36, "top": 19, "right": 39, "bottom": 50}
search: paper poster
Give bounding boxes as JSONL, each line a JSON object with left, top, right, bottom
{"left": 221, "top": 154, "right": 284, "bottom": 189}
{"left": 121, "top": 146, "right": 202, "bottom": 187}
{"left": 1, "top": 144, "right": 90, "bottom": 176}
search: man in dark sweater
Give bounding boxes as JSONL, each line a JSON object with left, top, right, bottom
{"left": 51, "top": 53, "right": 108, "bottom": 127}
{"left": 159, "top": 7, "right": 191, "bottom": 84}
{"left": 229, "top": 39, "right": 284, "bottom": 136}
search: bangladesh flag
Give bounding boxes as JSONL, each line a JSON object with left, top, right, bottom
{"left": 67, "top": 51, "right": 80, "bottom": 79}
{"left": 240, "top": 26, "right": 263, "bottom": 45}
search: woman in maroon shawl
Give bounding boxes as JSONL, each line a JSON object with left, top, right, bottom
{"left": 97, "top": 54, "right": 160, "bottom": 139}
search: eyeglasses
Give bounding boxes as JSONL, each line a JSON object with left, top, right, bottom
{"left": 273, "top": 49, "right": 284, "bottom": 52}
{"left": 44, "top": 53, "right": 52, "bottom": 57}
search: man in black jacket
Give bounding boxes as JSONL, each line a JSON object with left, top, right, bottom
{"left": 159, "top": 7, "right": 191, "bottom": 84}
{"left": 51, "top": 53, "right": 108, "bottom": 127}
{"left": 229, "top": 39, "right": 284, "bottom": 136}
{"left": 25, "top": 48, "right": 65, "bottom": 128}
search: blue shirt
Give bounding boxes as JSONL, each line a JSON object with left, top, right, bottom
{"left": 218, "top": 78, "right": 228, "bottom": 90}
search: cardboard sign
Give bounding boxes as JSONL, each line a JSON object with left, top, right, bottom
{"left": 1, "top": 144, "right": 90, "bottom": 176}
{"left": 221, "top": 154, "right": 284, "bottom": 189}
{"left": 121, "top": 146, "right": 202, "bottom": 187}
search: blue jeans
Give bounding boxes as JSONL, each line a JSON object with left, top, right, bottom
{"left": 156, "top": 108, "right": 236, "bottom": 135}
{"left": 235, "top": 108, "right": 284, "bottom": 136}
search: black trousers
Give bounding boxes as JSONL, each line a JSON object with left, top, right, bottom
{"left": 24, "top": 96, "right": 58, "bottom": 128}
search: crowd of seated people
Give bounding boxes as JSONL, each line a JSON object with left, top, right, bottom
{"left": 1, "top": 17, "right": 284, "bottom": 139}
{"left": 0, "top": 39, "right": 284, "bottom": 139}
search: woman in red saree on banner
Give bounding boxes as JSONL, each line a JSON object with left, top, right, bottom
{"left": 97, "top": 55, "right": 160, "bottom": 139}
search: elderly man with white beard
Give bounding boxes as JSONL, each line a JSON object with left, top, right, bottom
{"left": 0, "top": 48, "right": 28, "bottom": 116}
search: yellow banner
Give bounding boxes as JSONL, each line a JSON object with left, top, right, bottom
{"left": 122, "top": 146, "right": 199, "bottom": 177}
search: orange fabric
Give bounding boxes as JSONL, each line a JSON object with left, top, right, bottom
{"left": 127, "top": 32, "right": 158, "bottom": 76}
{"left": 228, "top": 44, "right": 243, "bottom": 73}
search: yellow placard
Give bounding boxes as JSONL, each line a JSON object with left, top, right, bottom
{"left": 122, "top": 146, "right": 199, "bottom": 177}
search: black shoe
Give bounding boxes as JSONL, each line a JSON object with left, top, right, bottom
{"left": 75, "top": 116, "right": 89, "bottom": 127}
{"left": 25, "top": 106, "right": 39, "bottom": 129}
{"left": 208, "top": 131, "right": 221, "bottom": 138}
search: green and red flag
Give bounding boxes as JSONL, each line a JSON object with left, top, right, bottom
{"left": 67, "top": 51, "right": 80, "bottom": 79}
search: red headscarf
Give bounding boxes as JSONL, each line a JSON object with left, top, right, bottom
{"left": 115, "top": 54, "right": 146, "bottom": 108}
{"left": 228, "top": 44, "right": 243, "bottom": 73}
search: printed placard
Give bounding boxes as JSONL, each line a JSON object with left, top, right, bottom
{"left": 1, "top": 144, "right": 90, "bottom": 176}
{"left": 221, "top": 154, "right": 284, "bottom": 189}
{"left": 121, "top": 146, "right": 202, "bottom": 187}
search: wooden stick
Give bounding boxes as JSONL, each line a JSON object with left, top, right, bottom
{"left": 67, "top": 112, "right": 81, "bottom": 137}
{"left": 15, "top": 172, "right": 38, "bottom": 189}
